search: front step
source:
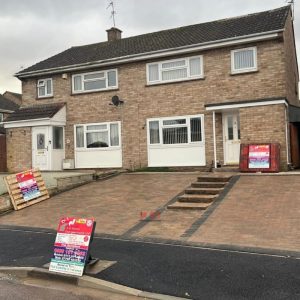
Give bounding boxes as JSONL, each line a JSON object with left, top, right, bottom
{"left": 191, "top": 182, "right": 226, "bottom": 188}
{"left": 178, "top": 194, "right": 216, "bottom": 203}
{"left": 185, "top": 187, "right": 223, "bottom": 195}
{"left": 168, "top": 202, "right": 211, "bottom": 210}
{"left": 197, "top": 176, "right": 232, "bottom": 183}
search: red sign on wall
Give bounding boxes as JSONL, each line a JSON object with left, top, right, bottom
{"left": 49, "top": 217, "right": 95, "bottom": 276}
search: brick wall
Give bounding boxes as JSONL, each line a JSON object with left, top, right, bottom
{"left": 12, "top": 32, "right": 296, "bottom": 171}
{"left": 240, "top": 104, "right": 288, "bottom": 170}
{"left": 6, "top": 128, "right": 32, "bottom": 172}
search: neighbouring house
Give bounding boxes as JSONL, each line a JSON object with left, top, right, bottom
{"left": 3, "top": 5, "right": 300, "bottom": 172}
{"left": 3, "top": 91, "right": 22, "bottom": 106}
{"left": 0, "top": 93, "right": 21, "bottom": 172}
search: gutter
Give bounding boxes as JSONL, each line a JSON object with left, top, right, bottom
{"left": 0, "top": 109, "right": 14, "bottom": 113}
{"left": 15, "top": 30, "right": 283, "bottom": 78}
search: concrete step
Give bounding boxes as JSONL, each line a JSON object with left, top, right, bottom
{"left": 168, "top": 202, "right": 211, "bottom": 210}
{"left": 185, "top": 187, "right": 223, "bottom": 195}
{"left": 191, "top": 182, "right": 227, "bottom": 188}
{"left": 178, "top": 194, "right": 216, "bottom": 203}
{"left": 213, "top": 166, "right": 240, "bottom": 173}
{"left": 197, "top": 176, "right": 232, "bottom": 183}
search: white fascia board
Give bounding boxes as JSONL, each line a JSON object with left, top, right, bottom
{"left": 205, "top": 99, "right": 288, "bottom": 111}
{"left": 16, "top": 31, "right": 281, "bottom": 78}
{"left": 0, "top": 109, "right": 14, "bottom": 113}
{"left": 4, "top": 118, "right": 66, "bottom": 128}
{"left": 4, "top": 118, "right": 51, "bottom": 128}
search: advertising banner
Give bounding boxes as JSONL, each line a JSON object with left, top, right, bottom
{"left": 248, "top": 144, "right": 270, "bottom": 169}
{"left": 16, "top": 170, "right": 41, "bottom": 201}
{"left": 49, "top": 217, "right": 95, "bottom": 276}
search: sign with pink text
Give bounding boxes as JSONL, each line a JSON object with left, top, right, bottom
{"left": 16, "top": 170, "right": 41, "bottom": 201}
{"left": 248, "top": 144, "right": 270, "bottom": 169}
{"left": 49, "top": 217, "right": 95, "bottom": 276}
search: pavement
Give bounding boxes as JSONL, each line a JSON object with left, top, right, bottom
{"left": 0, "top": 172, "right": 299, "bottom": 255}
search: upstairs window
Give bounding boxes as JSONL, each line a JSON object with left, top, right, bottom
{"left": 72, "top": 69, "right": 118, "bottom": 93}
{"left": 37, "top": 78, "right": 53, "bottom": 98}
{"left": 147, "top": 56, "right": 203, "bottom": 85}
{"left": 231, "top": 47, "right": 257, "bottom": 74}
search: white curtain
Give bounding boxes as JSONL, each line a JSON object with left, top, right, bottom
{"left": 149, "top": 121, "right": 160, "bottom": 144}
{"left": 189, "top": 57, "right": 201, "bottom": 76}
{"left": 234, "top": 50, "right": 254, "bottom": 69}
{"left": 110, "top": 123, "right": 119, "bottom": 146}
{"left": 148, "top": 64, "right": 159, "bottom": 81}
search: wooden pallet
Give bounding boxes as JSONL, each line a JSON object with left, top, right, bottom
{"left": 4, "top": 168, "right": 50, "bottom": 211}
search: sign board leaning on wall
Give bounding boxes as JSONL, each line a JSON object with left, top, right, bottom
{"left": 4, "top": 168, "right": 50, "bottom": 210}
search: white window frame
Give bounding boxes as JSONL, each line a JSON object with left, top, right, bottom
{"left": 146, "top": 55, "right": 204, "bottom": 85}
{"left": 72, "top": 69, "right": 118, "bottom": 94}
{"left": 37, "top": 78, "right": 53, "bottom": 98}
{"left": 147, "top": 114, "right": 204, "bottom": 147}
{"left": 231, "top": 47, "right": 257, "bottom": 74}
{"left": 74, "top": 121, "right": 121, "bottom": 150}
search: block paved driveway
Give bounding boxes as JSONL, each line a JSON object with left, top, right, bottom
{"left": 0, "top": 173, "right": 200, "bottom": 239}
{"left": 0, "top": 173, "right": 300, "bottom": 253}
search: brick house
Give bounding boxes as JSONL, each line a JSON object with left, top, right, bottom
{"left": 4, "top": 6, "right": 300, "bottom": 172}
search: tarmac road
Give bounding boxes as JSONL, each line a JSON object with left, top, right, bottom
{"left": 0, "top": 227, "right": 299, "bottom": 300}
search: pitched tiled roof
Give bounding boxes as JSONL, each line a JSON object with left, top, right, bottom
{"left": 4, "top": 91, "right": 22, "bottom": 101}
{"left": 18, "top": 6, "right": 290, "bottom": 75}
{"left": 4, "top": 103, "right": 65, "bottom": 122}
{"left": 0, "top": 94, "right": 20, "bottom": 112}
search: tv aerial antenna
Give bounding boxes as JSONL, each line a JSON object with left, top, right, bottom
{"left": 107, "top": 0, "right": 117, "bottom": 27}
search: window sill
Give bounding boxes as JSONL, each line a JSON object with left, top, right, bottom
{"left": 36, "top": 96, "right": 54, "bottom": 100}
{"left": 75, "top": 147, "right": 121, "bottom": 151}
{"left": 149, "top": 143, "right": 204, "bottom": 149}
{"left": 71, "top": 88, "right": 119, "bottom": 96}
{"left": 230, "top": 70, "right": 258, "bottom": 76}
{"left": 145, "top": 77, "right": 205, "bottom": 87}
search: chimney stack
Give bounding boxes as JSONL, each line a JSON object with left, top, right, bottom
{"left": 106, "top": 27, "right": 122, "bottom": 42}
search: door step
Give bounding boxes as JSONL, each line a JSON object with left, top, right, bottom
{"left": 178, "top": 194, "right": 216, "bottom": 203}
{"left": 168, "top": 175, "right": 232, "bottom": 210}
{"left": 197, "top": 176, "right": 232, "bottom": 182}
{"left": 191, "top": 182, "right": 226, "bottom": 188}
{"left": 185, "top": 187, "right": 223, "bottom": 195}
{"left": 168, "top": 202, "right": 211, "bottom": 210}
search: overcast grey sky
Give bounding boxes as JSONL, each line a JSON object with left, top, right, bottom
{"left": 0, "top": 0, "right": 299, "bottom": 94}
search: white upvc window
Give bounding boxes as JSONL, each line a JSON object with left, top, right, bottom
{"left": 148, "top": 115, "right": 204, "bottom": 146}
{"left": 231, "top": 47, "right": 257, "bottom": 74}
{"left": 72, "top": 69, "right": 118, "bottom": 93}
{"left": 75, "top": 121, "right": 121, "bottom": 149}
{"left": 146, "top": 56, "right": 203, "bottom": 85}
{"left": 37, "top": 78, "right": 53, "bottom": 98}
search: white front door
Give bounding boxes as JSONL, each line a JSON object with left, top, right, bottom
{"left": 223, "top": 112, "right": 240, "bottom": 165}
{"left": 32, "top": 127, "right": 50, "bottom": 170}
